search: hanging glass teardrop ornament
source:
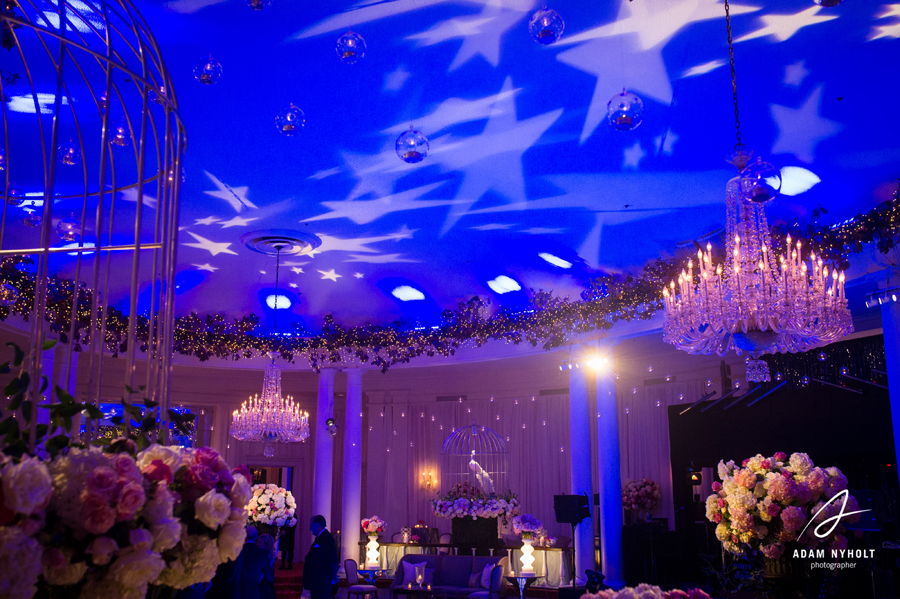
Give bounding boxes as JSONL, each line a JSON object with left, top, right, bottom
{"left": 739, "top": 156, "right": 781, "bottom": 203}
{"left": 336, "top": 29, "right": 366, "bottom": 64}
{"left": 247, "top": 0, "right": 272, "bottom": 11}
{"left": 4, "top": 181, "right": 21, "bottom": 206}
{"left": 151, "top": 85, "right": 167, "bottom": 105}
{"left": 57, "top": 139, "right": 81, "bottom": 166}
{"left": 57, "top": 214, "right": 81, "bottom": 242}
{"left": 395, "top": 126, "right": 429, "bottom": 163}
{"left": 0, "top": 282, "right": 18, "bottom": 307}
{"left": 193, "top": 54, "right": 222, "bottom": 85}
{"left": 528, "top": 5, "right": 564, "bottom": 45}
{"left": 839, "top": 366, "right": 849, "bottom": 376}
{"left": 110, "top": 120, "right": 130, "bottom": 147}
{"left": 800, "top": 375, "right": 810, "bottom": 386}
{"left": 607, "top": 89, "right": 644, "bottom": 131}
{"left": 20, "top": 203, "right": 41, "bottom": 228}
{"left": 275, "top": 103, "right": 305, "bottom": 136}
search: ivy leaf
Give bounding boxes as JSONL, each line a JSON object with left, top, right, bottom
{"left": 42, "top": 339, "right": 57, "bottom": 351}
{"left": 55, "top": 385, "right": 74, "bottom": 405}
{"left": 39, "top": 375, "right": 48, "bottom": 394}
{"left": 122, "top": 403, "right": 143, "bottom": 418}
{"left": 46, "top": 434, "right": 70, "bottom": 455}
{"left": 83, "top": 404, "right": 104, "bottom": 420}
{"left": 5, "top": 342, "right": 23, "bottom": 367}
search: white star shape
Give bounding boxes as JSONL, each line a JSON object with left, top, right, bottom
{"left": 783, "top": 61, "right": 809, "bottom": 87}
{"left": 308, "top": 167, "right": 342, "bottom": 180}
{"left": 654, "top": 128, "right": 679, "bottom": 156}
{"left": 304, "top": 182, "right": 457, "bottom": 225}
{"left": 353, "top": 272, "right": 364, "bottom": 279}
{"left": 203, "top": 171, "right": 257, "bottom": 212}
{"left": 383, "top": 65, "right": 411, "bottom": 92}
{"left": 311, "top": 230, "right": 415, "bottom": 256}
{"left": 194, "top": 216, "right": 220, "bottom": 226}
{"left": 318, "top": 269, "right": 342, "bottom": 282}
{"left": 381, "top": 86, "right": 521, "bottom": 138}
{"left": 877, "top": 4, "right": 900, "bottom": 18}
{"left": 192, "top": 263, "right": 218, "bottom": 272}
{"left": 182, "top": 232, "right": 238, "bottom": 257}
{"left": 344, "top": 254, "right": 419, "bottom": 264}
{"left": 471, "top": 223, "right": 514, "bottom": 231}
{"left": 681, "top": 60, "right": 726, "bottom": 78}
{"left": 735, "top": 6, "right": 837, "bottom": 43}
{"left": 869, "top": 9, "right": 900, "bottom": 41}
{"left": 521, "top": 227, "right": 564, "bottom": 235}
{"left": 623, "top": 141, "right": 646, "bottom": 170}
{"left": 119, "top": 188, "right": 158, "bottom": 209}
{"left": 291, "top": 267, "right": 304, "bottom": 274}
{"left": 218, "top": 215, "right": 258, "bottom": 228}
{"left": 770, "top": 85, "right": 843, "bottom": 163}
{"left": 289, "top": 283, "right": 298, "bottom": 288}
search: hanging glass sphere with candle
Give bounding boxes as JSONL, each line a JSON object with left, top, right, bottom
{"left": 0, "top": 146, "right": 6, "bottom": 170}
{"left": 193, "top": 54, "right": 222, "bottom": 85}
{"left": 739, "top": 156, "right": 781, "bottom": 203}
{"left": 247, "top": 0, "right": 272, "bottom": 10}
{"left": 57, "top": 215, "right": 81, "bottom": 241}
{"left": 336, "top": 29, "right": 366, "bottom": 64}
{"left": 20, "top": 203, "right": 41, "bottom": 227}
{"left": 110, "top": 120, "right": 130, "bottom": 147}
{"left": 4, "top": 181, "right": 21, "bottom": 206}
{"left": 396, "top": 126, "right": 429, "bottom": 163}
{"left": 275, "top": 103, "right": 305, "bottom": 136}
{"left": 607, "top": 89, "right": 644, "bottom": 131}
{"left": 57, "top": 139, "right": 81, "bottom": 166}
{"left": 528, "top": 6, "right": 564, "bottom": 44}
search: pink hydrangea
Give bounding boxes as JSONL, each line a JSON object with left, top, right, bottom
{"left": 731, "top": 511, "right": 754, "bottom": 533}
{"left": 781, "top": 506, "right": 807, "bottom": 533}
{"left": 760, "top": 543, "right": 785, "bottom": 559}
{"left": 734, "top": 468, "right": 757, "bottom": 490}
{"left": 768, "top": 476, "right": 797, "bottom": 503}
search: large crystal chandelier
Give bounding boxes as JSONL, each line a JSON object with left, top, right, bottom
{"left": 230, "top": 360, "right": 310, "bottom": 447}
{"left": 661, "top": 0, "right": 853, "bottom": 382}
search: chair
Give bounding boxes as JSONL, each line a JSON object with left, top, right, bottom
{"left": 345, "top": 559, "right": 378, "bottom": 599}
{"left": 438, "top": 533, "right": 451, "bottom": 554}
{"left": 391, "top": 532, "right": 403, "bottom": 542}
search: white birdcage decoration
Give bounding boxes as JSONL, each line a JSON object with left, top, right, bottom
{"left": 440, "top": 423, "right": 508, "bottom": 494}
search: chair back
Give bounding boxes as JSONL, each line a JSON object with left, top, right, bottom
{"left": 391, "top": 532, "right": 403, "bottom": 542}
{"left": 438, "top": 533, "right": 451, "bottom": 554}
{"left": 345, "top": 559, "right": 359, "bottom": 585}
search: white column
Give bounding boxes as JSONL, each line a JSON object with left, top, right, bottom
{"left": 313, "top": 368, "right": 337, "bottom": 527}
{"left": 569, "top": 366, "right": 595, "bottom": 585}
{"left": 341, "top": 368, "right": 364, "bottom": 570}
{"left": 883, "top": 301, "right": 900, "bottom": 466}
{"left": 596, "top": 369, "right": 624, "bottom": 588}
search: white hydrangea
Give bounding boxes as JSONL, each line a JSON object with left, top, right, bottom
{"left": 155, "top": 534, "right": 222, "bottom": 589}
{"left": 0, "top": 526, "right": 43, "bottom": 599}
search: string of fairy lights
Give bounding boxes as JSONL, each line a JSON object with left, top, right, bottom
{"left": 0, "top": 190, "right": 898, "bottom": 372}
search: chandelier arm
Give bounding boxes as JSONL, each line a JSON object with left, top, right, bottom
{"left": 724, "top": 0, "right": 743, "bottom": 151}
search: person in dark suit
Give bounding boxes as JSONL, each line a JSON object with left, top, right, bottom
{"left": 239, "top": 526, "right": 275, "bottom": 599}
{"left": 206, "top": 549, "right": 242, "bottom": 599}
{"left": 280, "top": 521, "right": 297, "bottom": 570}
{"left": 302, "top": 515, "right": 339, "bottom": 599}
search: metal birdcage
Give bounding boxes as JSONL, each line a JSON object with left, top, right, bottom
{"left": 0, "top": 0, "right": 184, "bottom": 448}
{"left": 440, "top": 423, "right": 508, "bottom": 495}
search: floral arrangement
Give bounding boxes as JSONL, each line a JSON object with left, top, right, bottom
{"left": 247, "top": 484, "right": 297, "bottom": 528}
{"left": 584, "top": 584, "right": 710, "bottom": 599}
{"left": 0, "top": 442, "right": 252, "bottom": 599}
{"left": 362, "top": 516, "right": 386, "bottom": 534}
{"left": 410, "top": 535, "right": 420, "bottom": 543}
{"left": 430, "top": 483, "right": 519, "bottom": 521}
{"left": 511, "top": 514, "right": 543, "bottom": 538}
{"left": 622, "top": 478, "right": 661, "bottom": 512}
{"left": 705, "top": 452, "right": 860, "bottom": 559}
{"left": 534, "top": 527, "right": 557, "bottom": 547}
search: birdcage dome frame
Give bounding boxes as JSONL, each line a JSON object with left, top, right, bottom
{"left": 440, "top": 423, "right": 508, "bottom": 495}
{"left": 0, "top": 0, "right": 184, "bottom": 448}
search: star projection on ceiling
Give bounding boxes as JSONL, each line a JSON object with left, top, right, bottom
{"left": 38, "top": 0, "right": 891, "bottom": 334}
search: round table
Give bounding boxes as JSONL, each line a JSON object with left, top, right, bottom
{"left": 506, "top": 575, "right": 544, "bottom": 599}
{"left": 358, "top": 567, "right": 387, "bottom": 584}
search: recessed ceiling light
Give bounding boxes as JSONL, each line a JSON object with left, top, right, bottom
{"left": 391, "top": 286, "right": 425, "bottom": 301}
{"left": 538, "top": 253, "right": 572, "bottom": 269}
{"left": 265, "top": 294, "right": 291, "bottom": 309}
{"left": 487, "top": 276, "right": 521, "bottom": 294}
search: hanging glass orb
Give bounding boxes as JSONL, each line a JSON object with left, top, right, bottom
{"left": 166, "top": 166, "right": 186, "bottom": 185}
{"left": 98, "top": 92, "right": 108, "bottom": 112}
{"left": 275, "top": 103, "right": 305, "bottom": 136}
{"left": 631, "top": 386, "right": 637, "bottom": 394}
{"left": 57, "top": 216, "right": 81, "bottom": 241}
{"left": 20, "top": 205, "right": 41, "bottom": 228}
{"left": 775, "top": 371, "right": 784, "bottom": 382}
{"left": 739, "top": 156, "right": 781, "bottom": 203}
{"left": 733, "top": 380, "right": 741, "bottom": 390}
{"left": 0, "top": 147, "right": 6, "bottom": 171}
{"left": 705, "top": 378, "right": 712, "bottom": 387}
{"left": 607, "top": 89, "right": 644, "bottom": 131}
{"left": 57, "top": 139, "right": 81, "bottom": 166}
{"left": 263, "top": 443, "right": 275, "bottom": 458}
{"left": 839, "top": 366, "right": 849, "bottom": 376}
{"left": 247, "top": 0, "right": 272, "bottom": 10}
{"left": 193, "top": 54, "right": 222, "bottom": 85}
{"left": 817, "top": 351, "right": 827, "bottom": 362}
{"left": 110, "top": 121, "right": 130, "bottom": 147}
{"left": 396, "top": 126, "right": 429, "bottom": 163}
{"left": 151, "top": 85, "right": 167, "bottom": 106}
{"left": 0, "top": 282, "right": 18, "bottom": 307}
{"left": 646, "top": 364, "right": 653, "bottom": 373}
{"left": 813, "top": 0, "right": 842, "bottom": 5}
{"left": 4, "top": 181, "right": 21, "bottom": 206}
{"left": 528, "top": 6, "right": 564, "bottom": 45}
{"left": 624, "top": 407, "right": 630, "bottom": 415}
{"left": 336, "top": 29, "right": 366, "bottom": 64}
{"left": 800, "top": 375, "right": 810, "bottom": 386}
{"left": 677, "top": 393, "right": 684, "bottom": 402}
{"left": 665, "top": 372, "right": 672, "bottom": 382}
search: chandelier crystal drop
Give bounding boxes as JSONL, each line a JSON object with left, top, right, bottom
{"left": 230, "top": 361, "right": 310, "bottom": 444}
{"left": 662, "top": 178, "right": 853, "bottom": 381}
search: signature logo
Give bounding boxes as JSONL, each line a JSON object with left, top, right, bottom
{"left": 798, "top": 490, "right": 871, "bottom": 540}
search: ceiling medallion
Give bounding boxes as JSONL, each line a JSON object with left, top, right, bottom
{"left": 241, "top": 229, "right": 322, "bottom": 256}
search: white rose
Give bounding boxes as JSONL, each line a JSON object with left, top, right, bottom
{"left": 228, "top": 506, "right": 247, "bottom": 522}
{"left": 143, "top": 485, "right": 175, "bottom": 523}
{"left": 86, "top": 537, "right": 119, "bottom": 566}
{"left": 109, "top": 548, "right": 166, "bottom": 587}
{"left": 2, "top": 455, "right": 52, "bottom": 515}
{"left": 136, "top": 445, "right": 182, "bottom": 471}
{"left": 130, "top": 528, "right": 154, "bottom": 551}
{"left": 230, "top": 474, "right": 252, "bottom": 508}
{"left": 43, "top": 549, "right": 89, "bottom": 586}
{"left": 217, "top": 521, "right": 247, "bottom": 562}
{"left": 195, "top": 490, "right": 231, "bottom": 530}
{"left": 151, "top": 518, "right": 182, "bottom": 552}
{"left": 275, "top": 517, "right": 286, "bottom": 527}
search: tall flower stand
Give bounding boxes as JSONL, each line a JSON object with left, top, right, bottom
{"left": 519, "top": 533, "right": 536, "bottom": 575}
{"left": 366, "top": 533, "right": 381, "bottom": 568}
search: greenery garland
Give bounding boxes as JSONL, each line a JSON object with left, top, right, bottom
{"left": 1, "top": 191, "right": 898, "bottom": 372}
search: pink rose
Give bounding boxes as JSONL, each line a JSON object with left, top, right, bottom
{"left": 43, "top": 548, "right": 66, "bottom": 569}
{"left": 115, "top": 481, "right": 146, "bottom": 521}
{"left": 113, "top": 454, "right": 142, "bottom": 484}
{"left": 766, "top": 503, "right": 780, "bottom": 517}
{"left": 714, "top": 513, "right": 722, "bottom": 523}
{"left": 184, "top": 464, "right": 218, "bottom": 501}
{"left": 218, "top": 469, "right": 235, "bottom": 487}
{"left": 83, "top": 493, "right": 115, "bottom": 535}
{"left": 144, "top": 460, "right": 173, "bottom": 485}
{"left": 717, "top": 498, "right": 726, "bottom": 509}
{"left": 781, "top": 470, "right": 793, "bottom": 479}
{"left": 86, "top": 537, "right": 118, "bottom": 566}
{"left": 761, "top": 459, "right": 771, "bottom": 470}
{"left": 711, "top": 482, "right": 722, "bottom": 492}
{"left": 192, "top": 447, "right": 221, "bottom": 469}
{"left": 233, "top": 465, "right": 251, "bottom": 483}
{"left": 742, "top": 459, "right": 749, "bottom": 467}
{"left": 87, "top": 467, "right": 119, "bottom": 499}
{"left": 112, "top": 437, "right": 137, "bottom": 454}
{"left": 774, "top": 452, "right": 787, "bottom": 461}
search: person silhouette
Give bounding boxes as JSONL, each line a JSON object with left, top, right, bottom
{"left": 302, "top": 515, "right": 339, "bottom": 599}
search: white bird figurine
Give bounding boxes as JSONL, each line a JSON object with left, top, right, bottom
{"left": 468, "top": 450, "right": 494, "bottom": 494}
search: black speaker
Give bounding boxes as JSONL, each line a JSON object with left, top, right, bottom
{"left": 554, "top": 494, "right": 591, "bottom": 524}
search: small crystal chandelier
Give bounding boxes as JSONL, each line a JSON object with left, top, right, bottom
{"left": 661, "top": 0, "right": 853, "bottom": 383}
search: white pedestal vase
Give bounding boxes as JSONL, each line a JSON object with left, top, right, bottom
{"left": 366, "top": 533, "right": 380, "bottom": 567}
{"left": 519, "top": 534, "right": 535, "bottom": 575}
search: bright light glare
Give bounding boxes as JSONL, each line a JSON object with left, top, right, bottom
{"left": 487, "top": 275, "right": 521, "bottom": 294}
{"left": 585, "top": 355, "right": 609, "bottom": 371}
{"left": 265, "top": 294, "right": 291, "bottom": 309}
{"left": 60, "top": 242, "right": 95, "bottom": 256}
{"left": 778, "top": 167, "right": 821, "bottom": 196}
{"left": 7, "top": 93, "right": 70, "bottom": 115}
{"left": 539, "top": 252, "right": 572, "bottom": 269}
{"left": 392, "top": 285, "right": 425, "bottom": 301}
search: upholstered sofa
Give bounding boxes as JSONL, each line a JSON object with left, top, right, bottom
{"left": 390, "top": 555, "right": 508, "bottom": 599}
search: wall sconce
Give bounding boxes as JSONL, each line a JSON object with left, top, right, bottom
{"left": 420, "top": 470, "right": 435, "bottom": 490}
{"left": 325, "top": 418, "right": 338, "bottom": 436}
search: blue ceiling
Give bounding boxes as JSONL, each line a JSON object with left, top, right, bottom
{"left": 7, "top": 0, "right": 900, "bottom": 335}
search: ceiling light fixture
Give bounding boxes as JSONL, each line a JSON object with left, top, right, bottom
{"left": 661, "top": 0, "right": 852, "bottom": 383}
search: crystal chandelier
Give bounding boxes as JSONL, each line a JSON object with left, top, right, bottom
{"left": 661, "top": 1, "right": 853, "bottom": 382}
{"left": 230, "top": 360, "right": 310, "bottom": 446}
